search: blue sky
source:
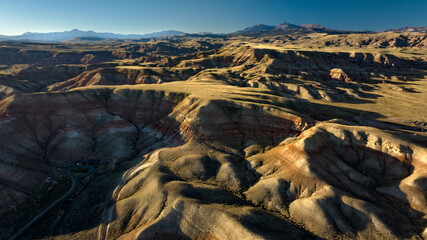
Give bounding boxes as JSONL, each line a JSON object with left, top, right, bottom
{"left": 0, "top": 0, "right": 426, "bottom": 35}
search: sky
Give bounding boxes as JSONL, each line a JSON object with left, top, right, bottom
{"left": 0, "top": 0, "right": 426, "bottom": 35}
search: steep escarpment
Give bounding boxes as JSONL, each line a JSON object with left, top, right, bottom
{"left": 0, "top": 84, "right": 313, "bottom": 238}
{"left": 0, "top": 88, "right": 184, "bottom": 233}
{"left": 0, "top": 47, "right": 52, "bottom": 65}
{"left": 309, "top": 33, "right": 427, "bottom": 48}
{"left": 0, "top": 47, "right": 120, "bottom": 66}
{"left": 254, "top": 32, "right": 427, "bottom": 48}
{"left": 245, "top": 122, "right": 427, "bottom": 239}
{"left": 92, "top": 120, "right": 426, "bottom": 240}
{"left": 119, "top": 40, "right": 223, "bottom": 56}
{"left": 48, "top": 67, "right": 198, "bottom": 91}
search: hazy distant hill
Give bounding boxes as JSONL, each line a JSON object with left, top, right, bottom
{"left": 232, "top": 21, "right": 409, "bottom": 35}
{"left": 65, "top": 36, "right": 125, "bottom": 43}
{"left": 141, "top": 30, "right": 186, "bottom": 38}
{"left": 233, "top": 21, "right": 339, "bottom": 35}
{"left": 382, "top": 26, "right": 427, "bottom": 32}
{"left": 235, "top": 24, "right": 276, "bottom": 34}
{"left": 274, "top": 22, "right": 303, "bottom": 31}
{"left": 301, "top": 24, "right": 327, "bottom": 30}
{"left": 0, "top": 29, "right": 186, "bottom": 42}
{"left": 234, "top": 22, "right": 302, "bottom": 35}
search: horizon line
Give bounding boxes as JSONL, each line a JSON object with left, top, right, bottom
{"left": 1, "top": 24, "right": 426, "bottom": 37}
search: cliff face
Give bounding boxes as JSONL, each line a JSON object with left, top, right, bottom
{"left": 246, "top": 123, "right": 427, "bottom": 239}
{"left": 47, "top": 67, "right": 199, "bottom": 91}
{"left": 0, "top": 86, "right": 313, "bottom": 235}
{"left": 313, "top": 33, "right": 427, "bottom": 48}
{"left": 0, "top": 48, "right": 120, "bottom": 66}
{"left": 0, "top": 34, "right": 426, "bottom": 240}
{"left": 93, "top": 120, "right": 426, "bottom": 240}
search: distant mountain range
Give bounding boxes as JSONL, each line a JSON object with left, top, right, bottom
{"left": 380, "top": 26, "right": 427, "bottom": 32}
{"left": 0, "top": 22, "right": 425, "bottom": 42}
{"left": 233, "top": 22, "right": 373, "bottom": 35}
{"left": 234, "top": 22, "right": 427, "bottom": 35}
{"left": 0, "top": 29, "right": 185, "bottom": 42}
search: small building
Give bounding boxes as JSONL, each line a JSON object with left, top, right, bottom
{"left": 76, "top": 158, "right": 106, "bottom": 166}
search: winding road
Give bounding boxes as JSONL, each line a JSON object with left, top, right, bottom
{"left": 10, "top": 166, "right": 94, "bottom": 240}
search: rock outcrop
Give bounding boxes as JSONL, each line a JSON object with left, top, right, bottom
{"left": 330, "top": 68, "right": 352, "bottom": 82}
